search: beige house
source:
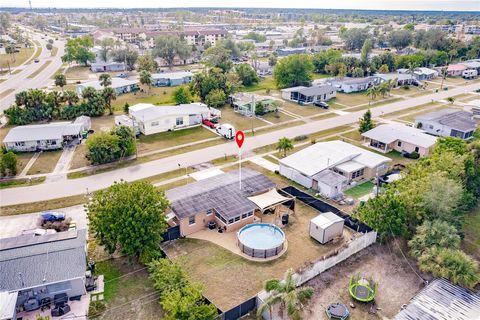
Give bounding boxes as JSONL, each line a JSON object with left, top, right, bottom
{"left": 361, "top": 123, "right": 438, "bottom": 157}
{"left": 166, "top": 169, "right": 294, "bottom": 236}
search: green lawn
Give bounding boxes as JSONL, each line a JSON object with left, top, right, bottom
{"left": 27, "top": 150, "right": 63, "bottom": 175}
{"left": 241, "top": 76, "right": 277, "bottom": 92}
{"left": 344, "top": 181, "right": 374, "bottom": 198}
{"left": 27, "top": 60, "right": 52, "bottom": 79}
{"left": 462, "top": 205, "right": 480, "bottom": 261}
{"left": 219, "top": 105, "right": 266, "bottom": 131}
{"left": 0, "top": 47, "right": 35, "bottom": 69}
{"left": 112, "top": 86, "right": 178, "bottom": 111}
{"left": 0, "top": 177, "right": 46, "bottom": 189}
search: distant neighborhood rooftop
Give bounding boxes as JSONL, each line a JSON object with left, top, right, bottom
{"left": 361, "top": 123, "right": 437, "bottom": 148}
{"left": 416, "top": 108, "right": 476, "bottom": 132}
{"left": 0, "top": 229, "right": 86, "bottom": 292}
{"left": 394, "top": 278, "right": 480, "bottom": 320}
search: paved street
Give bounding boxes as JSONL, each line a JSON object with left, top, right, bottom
{"left": 1, "top": 82, "right": 478, "bottom": 206}
{"left": 0, "top": 29, "right": 66, "bottom": 112}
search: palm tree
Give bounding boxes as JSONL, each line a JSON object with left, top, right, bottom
{"left": 257, "top": 269, "right": 314, "bottom": 320}
{"left": 63, "top": 90, "right": 79, "bottom": 106}
{"left": 54, "top": 73, "right": 67, "bottom": 92}
{"left": 276, "top": 137, "right": 294, "bottom": 158}
{"left": 378, "top": 82, "right": 389, "bottom": 98}
{"left": 102, "top": 87, "right": 116, "bottom": 115}
{"left": 81, "top": 87, "right": 97, "bottom": 101}
{"left": 5, "top": 44, "right": 16, "bottom": 62}
{"left": 99, "top": 73, "right": 112, "bottom": 88}
{"left": 440, "top": 67, "right": 448, "bottom": 90}
{"left": 139, "top": 70, "right": 152, "bottom": 93}
{"left": 366, "top": 86, "right": 379, "bottom": 103}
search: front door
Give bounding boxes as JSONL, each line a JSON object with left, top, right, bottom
{"left": 312, "top": 179, "right": 318, "bottom": 191}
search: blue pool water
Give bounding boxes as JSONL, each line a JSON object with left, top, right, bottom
{"left": 238, "top": 223, "right": 285, "bottom": 250}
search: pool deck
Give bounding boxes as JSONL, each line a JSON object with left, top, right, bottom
{"left": 187, "top": 215, "right": 288, "bottom": 262}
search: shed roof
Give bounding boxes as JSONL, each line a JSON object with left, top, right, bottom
{"left": 310, "top": 212, "right": 344, "bottom": 229}
{"left": 166, "top": 169, "right": 275, "bottom": 220}
{"left": 361, "top": 123, "right": 437, "bottom": 148}
{"left": 415, "top": 108, "right": 476, "bottom": 132}
{"left": 312, "top": 170, "right": 347, "bottom": 186}
{"left": 376, "top": 73, "right": 414, "bottom": 81}
{"left": 3, "top": 122, "right": 83, "bottom": 143}
{"left": 394, "top": 278, "right": 480, "bottom": 320}
{"left": 279, "top": 140, "right": 391, "bottom": 177}
{"left": 0, "top": 230, "right": 86, "bottom": 292}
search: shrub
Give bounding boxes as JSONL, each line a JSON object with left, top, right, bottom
{"left": 293, "top": 134, "right": 308, "bottom": 141}
{"left": 408, "top": 220, "right": 461, "bottom": 258}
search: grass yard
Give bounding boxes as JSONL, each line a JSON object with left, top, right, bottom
{"left": 65, "top": 66, "right": 91, "bottom": 80}
{"left": 219, "top": 106, "right": 266, "bottom": 131}
{"left": 136, "top": 126, "right": 217, "bottom": 154}
{"left": 241, "top": 76, "right": 277, "bottom": 93}
{"left": 69, "top": 143, "right": 89, "bottom": 170}
{"left": 26, "top": 150, "right": 63, "bottom": 175}
{"left": 0, "top": 88, "right": 15, "bottom": 100}
{"left": 309, "top": 113, "right": 337, "bottom": 121}
{"left": 27, "top": 60, "right": 52, "bottom": 79}
{"left": 112, "top": 86, "right": 179, "bottom": 111}
{"left": 0, "top": 177, "right": 46, "bottom": 189}
{"left": 0, "top": 193, "right": 87, "bottom": 216}
{"left": 347, "top": 97, "right": 402, "bottom": 112}
{"left": 0, "top": 47, "right": 35, "bottom": 69}
{"left": 333, "top": 92, "right": 371, "bottom": 107}
{"left": 462, "top": 205, "right": 480, "bottom": 261}
{"left": 15, "top": 153, "right": 34, "bottom": 176}
{"left": 344, "top": 181, "right": 374, "bottom": 198}
{"left": 281, "top": 101, "right": 328, "bottom": 117}
{"left": 91, "top": 258, "right": 163, "bottom": 320}
{"left": 340, "top": 129, "right": 363, "bottom": 142}
{"left": 383, "top": 102, "right": 441, "bottom": 119}
{"left": 25, "top": 42, "right": 42, "bottom": 64}
{"left": 260, "top": 110, "right": 294, "bottom": 124}
{"left": 50, "top": 46, "right": 58, "bottom": 57}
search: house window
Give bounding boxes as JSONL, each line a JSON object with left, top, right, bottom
{"left": 234, "top": 216, "right": 240, "bottom": 222}
{"left": 206, "top": 209, "right": 213, "bottom": 216}
{"left": 247, "top": 211, "right": 253, "bottom": 217}
{"left": 397, "top": 141, "right": 402, "bottom": 147}
{"left": 241, "top": 213, "right": 248, "bottom": 219}
{"left": 151, "top": 121, "right": 159, "bottom": 127}
{"left": 415, "top": 147, "right": 419, "bottom": 153}
{"left": 228, "top": 218, "right": 234, "bottom": 224}
{"left": 176, "top": 117, "right": 184, "bottom": 126}
{"left": 188, "top": 216, "right": 195, "bottom": 225}
{"left": 351, "top": 168, "right": 365, "bottom": 179}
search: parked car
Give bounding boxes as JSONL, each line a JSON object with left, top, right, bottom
{"left": 34, "top": 58, "right": 40, "bottom": 63}
{"left": 118, "top": 73, "right": 128, "bottom": 78}
{"left": 216, "top": 124, "right": 236, "bottom": 140}
{"left": 313, "top": 101, "right": 329, "bottom": 109}
{"left": 41, "top": 211, "right": 65, "bottom": 222}
{"left": 202, "top": 119, "right": 217, "bottom": 129}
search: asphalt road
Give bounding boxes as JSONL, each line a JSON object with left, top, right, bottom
{"left": 1, "top": 82, "right": 478, "bottom": 206}
{"left": 0, "top": 29, "right": 66, "bottom": 112}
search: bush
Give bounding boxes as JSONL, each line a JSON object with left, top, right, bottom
{"left": 0, "top": 151, "right": 17, "bottom": 177}
{"left": 408, "top": 220, "right": 461, "bottom": 258}
{"left": 293, "top": 134, "right": 308, "bottom": 141}
{"left": 85, "top": 126, "right": 136, "bottom": 165}
{"left": 406, "top": 151, "right": 420, "bottom": 159}
{"left": 42, "top": 217, "right": 72, "bottom": 232}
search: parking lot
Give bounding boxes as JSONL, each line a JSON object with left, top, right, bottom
{"left": 0, "top": 204, "right": 87, "bottom": 239}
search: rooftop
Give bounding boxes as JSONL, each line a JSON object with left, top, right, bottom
{"left": 0, "top": 230, "right": 87, "bottom": 292}
{"left": 394, "top": 278, "right": 480, "bottom": 320}
{"left": 312, "top": 170, "right": 347, "bottom": 187}
{"left": 129, "top": 103, "right": 213, "bottom": 122}
{"left": 281, "top": 85, "right": 336, "bottom": 96}
{"left": 279, "top": 140, "right": 391, "bottom": 177}
{"left": 78, "top": 77, "right": 138, "bottom": 91}
{"left": 361, "top": 123, "right": 438, "bottom": 148}
{"left": 166, "top": 169, "right": 275, "bottom": 220}
{"left": 151, "top": 71, "right": 193, "bottom": 80}
{"left": 416, "top": 108, "right": 476, "bottom": 132}
{"left": 3, "top": 122, "right": 83, "bottom": 143}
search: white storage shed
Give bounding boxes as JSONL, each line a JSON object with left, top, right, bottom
{"left": 309, "top": 212, "right": 344, "bottom": 244}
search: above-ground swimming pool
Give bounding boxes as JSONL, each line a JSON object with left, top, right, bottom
{"left": 237, "top": 223, "right": 286, "bottom": 259}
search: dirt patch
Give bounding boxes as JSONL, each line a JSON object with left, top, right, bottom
{"left": 300, "top": 243, "right": 425, "bottom": 320}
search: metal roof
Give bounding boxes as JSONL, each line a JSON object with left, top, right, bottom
{"left": 151, "top": 71, "right": 193, "bottom": 80}
{"left": 312, "top": 170, "right": 347, "bottom": 187}
{"left": 3, "top": 122, "right": 83, "bottom": 143}
{"left": 0, "top": 230, "right": 86, "bottom": 292}
{"left": 311, "top": 212, "right": 344, "bottom": 229}
{"left": 129, "top": 103, "right": 214, "bottom": 122}
{"left": 77, "top": 77, "right": 138, "bottom": 91}
{"left": 361, "top": 123, "right": 437, "bottom": 148}
{"left": 281, "top": 85, "right": 335, "bottom": 96}
{"left": 166, "top": 169, "right": 275, "bottom": 220}
{"left": 394, "top": 278, "right": 480, "bottom": 320}
{"left": 279, "top": 140, "right": 391, "bottom": 177}
{"left": 416, "top": 108, "right": 476, "bottom": 132}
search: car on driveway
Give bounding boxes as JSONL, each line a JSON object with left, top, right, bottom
{"left": 313, "top": 101, "right": 329, "bottom": 109}
{"left": 41, "top": 211, "right": 65, "bottom": 222}
{"left": 202, "top": 119, "right": 217, "bottom": 129}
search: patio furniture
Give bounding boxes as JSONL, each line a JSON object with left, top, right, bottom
{"left": 326, "top": 302, "right": 350, "bottom": 319}
{"left": 40, "top": 297, "right": 51, "bottom": 311}
{"left": 51, "top": 303, "right": 71, "bottom": 317}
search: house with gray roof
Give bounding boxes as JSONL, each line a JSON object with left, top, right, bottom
{"left": 2, "top": 122, "right": 84, "bottom": 152}
{"left": 0, "top": 230, "right": 87, "bottom": 316}
{"left": 166, "top": 169, "right": 293, "bottom": 236}
{"left": 394, "top": 278, "right": 480, "bottom": 320}
{"left": 415, "top": 108, "right": 477, "bottom": 140}
{"left": 327, "top": 76, "right": 381, "bottom": 93}
{"left": 151, "top": 71, "right": 193, "bottom": 87}
{"left": 76, "top": 77, "right": 139, "bottom": 96}
{"left": 281, "top": 84, "right": 336, "bottom": 104}
{"left": 376, "top": 73, "right": 418, "bottom": 86}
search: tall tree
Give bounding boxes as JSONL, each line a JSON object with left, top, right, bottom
{"left": 173, "top": 85, "right": 192, "bottom": 104}
{"left": 101, "top": 87, "right": 116, "bottom": 115}
{"left": 153, "top": 35, "right": 191, "bottom": 69}
{"left": 276, "top": 137, "right": 294, "bottom": 157}
{"left": 139, "top": 70, "right": 152, "bottom": 93}
{"left": 273, "top": 54, "right": 314, "bottom": 88}
{"left": 97, "top": 38, "right": 115, "bottom": 62}
{"left": 359, "top": 109, "right": 375, "bottom": 133}
{"left": 99, "top": 73, "right": 112, "bottom": 88}
{"left": 408, "top": 220, "right": 461, "bottom": 258}
{"left": 235, "top": 63, "right": 259, "bottom": 86}
{"left": 62, "top": 36, "right": 95, "bottom": 66}
{"left": 137, "top": 54, "right": 158, "bottom": 72}
{"left": 54, "top": 74, "right": 67, "bottom": 92}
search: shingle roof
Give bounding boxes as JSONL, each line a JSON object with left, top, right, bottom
{"left": 416, "top": 108, "right": 476, "bottom": 132}
{"left": 166, "top": 169, "right": 275, "bottom": 220}
{"left": 0, "top": 230, "right": 86, "bottom": 291}
{"left": 394, "top": 278, "right": 480, "bottom": 320}
{"left": 361, "top": 123, "right": 437, "bottom": 148}
{"left": 3, "top": 122, "right": 83, "bottom": 143}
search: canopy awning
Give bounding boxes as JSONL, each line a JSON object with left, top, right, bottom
{"left": 248, "top": 189, "right": 293, "bottom": 211}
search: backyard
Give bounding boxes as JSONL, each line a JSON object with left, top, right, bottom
{"left": 344, "top": 181, "right": 374, "bottom": 199}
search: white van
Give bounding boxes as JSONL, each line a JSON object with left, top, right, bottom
{"left": 216, "top": 124, "right": 236, "bottom": 140}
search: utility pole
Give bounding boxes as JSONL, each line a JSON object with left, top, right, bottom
{"left": 251, "top": 94, "right": 255, "bottom": 136}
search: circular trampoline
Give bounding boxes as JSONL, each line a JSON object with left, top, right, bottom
{"left": 348, "top": 275, "right": 377, "bottom": 303}
{"left": 326, "top": 302, "right": 350, "bottom": 319}
{"left": 237, "top": 223, "right": 285, "bottom": 259}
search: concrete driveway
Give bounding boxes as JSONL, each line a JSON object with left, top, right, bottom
{"left": 0, "top": 204, "right": 87, "bottom": 239}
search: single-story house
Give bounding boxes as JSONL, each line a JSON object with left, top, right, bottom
{"left": 279, "top": 140, "right": 391, "bottom": 199}
{"left": 128, "top": 103, "right": 221, "bottom": 135}
{"left": 90, "top": 61, "right": 126, "bottom": 72}
{"left": 166, "top": 169, "right": 294, "bottom": 236}
{"left": 397, "top": 67, "right": 438, "bottom": 81}
{"left": 3, "top": 122, "right": 83, "bottom": 152}
{"left": 280, "top": 84, "right": 336, "bottom": 104}
{"left": 276, "top": 47, "right": 307, "bottom": 56}
{"left": 327, "top": 76, "right": 381, "bottom": 93}
{"left": 361, "top": 123, "right": 437, "bottom": 157}
{"left": 151, "top": 71, "right": 193, "bottom": 87}
{"left": 460, "top": 60, "right": 480, "bottom": 73}
{"left": 394, "top": 278, "right": 480, "bottom": 320}
{"left": 447, "top": 64, "right": 467, "bottom": 77}
{"left": 251, "top": 61, "right": 273, "bottom": 77}
{"left": 466, "top": 99, "right": 480, "bottom": 122}
{"left": 415, "top": 108, "right": 477, "bottom": 140}
{"left": 76, "top": 77, "right": 139, "bottom": 96}
{"left": 230, "top": 93, "right": 279, "bottom": 116}
{"left": 0, "top": 230, "right": 88, "bottom": 318}
{"left": 462, "top": 69, "right": 478, "bottom": 79}
{"left": 376, "top": 73, "right": 418, "bottom": 86}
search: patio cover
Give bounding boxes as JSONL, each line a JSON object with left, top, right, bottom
{"left": 247, "top": 189, "right": 293, "bottom": 211}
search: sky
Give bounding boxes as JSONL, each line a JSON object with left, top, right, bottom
{"left": 1, "top": 0, "right": 479, "bottom": 11}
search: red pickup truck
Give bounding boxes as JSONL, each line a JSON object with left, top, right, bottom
{"left": 202, "top": 119, "right": 217, "bottom": 129}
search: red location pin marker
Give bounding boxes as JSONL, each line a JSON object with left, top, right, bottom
{"left": 235, "top": 131, "right": 244, "bottom": 148}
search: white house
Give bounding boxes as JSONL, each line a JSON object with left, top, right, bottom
{"left": 376, "top": 73, "right": 418, "bottom": 86}
{"left": 76, "top": 77, "right": 139, "bottom": 96}
{"left": 397, "top": 68, "right": 438, "bottom": 81}
{"left": 361, "top": 123, "right": 437, "bottom": 157}
{"left": 3, "top": 122, "right": 84, "bottom": 152}
{"left": 281, "top": 85, "right": 336, "bottom": 104}
{"left": 327, "top": 76, "right": 381, "bottom": 93}
{"left": 415, "top": 108, "right": 477, "bottom": 140}
{"left": 90, "top": 61, "right": 126, "bottom": 72}
{"left": 279, "top": 140, "right": 391, "bottom": 199}
{"left": 151, "top": 71, "right": 193, "bottom": 87}
{"left": 129, "top": 103, "right": 221, "bottom": 135}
